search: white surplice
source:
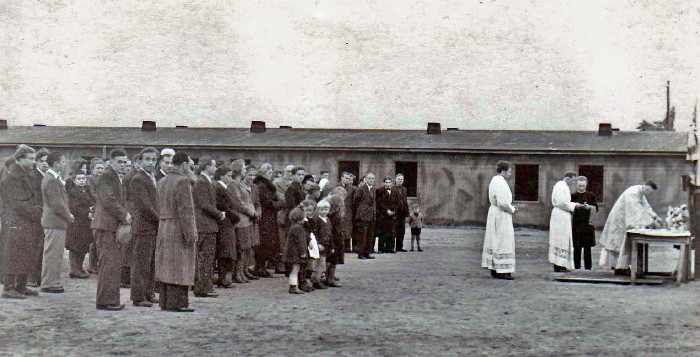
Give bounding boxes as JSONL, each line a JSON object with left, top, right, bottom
{"left": 598, "top": 185, "right": 658, "bottom": 269}
{"left": 482, "top": 175, "right": 517, "bottom": 273}
{"left": 548, "top": 180, "right": 577, "bottom": 269}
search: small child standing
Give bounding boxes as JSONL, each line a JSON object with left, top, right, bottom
{"left": 311, "top": 200, "right": 332, "bottom": 289}
{"left": 407, "top": 204, "right": 424, "bottom": 252}
{"left": 300, "top": 200, "right": 317, "bottom": 292}
{"left": 284, "top": 208, "right": 308, "bottom": 294}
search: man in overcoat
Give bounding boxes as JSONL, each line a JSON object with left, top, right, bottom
{"left": 1, "top": 145, "right": 43, "bottom": 299}
{"left": 375, "top": 177, "right": 398, "bottom": 253}
{"left": 30, "top": 148, "right": 49, "bottom": 286}
{"left": 338, "top": 172, "right": 356, "bottom": 253}
{"left": 120, "top": 154, "right": 141, "bottom": 288}
{"left": 353, "top": 173, "right": 377, "bottom": 259}
{"left": 91, "top": 148, "right": 131, "bottom": 311}
{"left": 394, "top": 174, "right": 410, "bottom": 252}
{"left": 40, "top": 151, "right": 74, "bottom": 293}
{"left": 129, "top": 148, "right": 160, "bottom": 307}
{"left": 192, "top": 156, "right": 224, "bottom": 297}
{"left": 155, "top": 152, "right": 198, "bottom": 312}
{"left": 273, "top": 164, "right": 294, "bottom": 273}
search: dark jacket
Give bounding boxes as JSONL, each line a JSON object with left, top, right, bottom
{"left": 215, "top": 181, "right": 240, "bottom": 260}
{"left": 283, "top": 222, "right": 308, "bottom": 264}
{"left": 91, "top": 166, "right": 128, "bottom": 232}
{"left": 340, "top": 183, "right": 356, "bottom": 231}
{"left": 123, "top": 168, "right": 139, "bottom": 215}
{"left": 41, "top": 171, "right": 72, "bottom": 229}
{"left": 130, "top": 169, "right": 159, "bottom": 235}
{"left": 352, "top": 183, "right": 376, "bottom": 223}
{"left": 312, "top": 216, "right": 332, "bottom": 256}
{"left": 375, "top": 186, "right": 398, "bottom": 235}
{"left": 193, "top": 174, "right": 222, "bottom": 234}
{"left": 1, "top": 163, "right": 44, "bottom": 274}
{"left": 327, "top": 200, "right": 345, "bottom": 264}
{"left": 254, "top": 176, "right": 282, "bottom": 254}
{"left": 394, "top": 185, "right": 409, "bottom": 217}
{"left": 66, "top": 184, "right": 95, "bottom": 254}
{"left": 285, "top": 181, "right": 306, "bottom": 215}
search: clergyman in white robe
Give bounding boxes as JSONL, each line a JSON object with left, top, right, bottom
{"left": 548, "top": 179, "right": 578, "bottom": 270}
{"left": 482, "top": 175, "right": 517, "bottom": 274}
{"left": 598, "top": 184, "right": 660, "bottom": 269}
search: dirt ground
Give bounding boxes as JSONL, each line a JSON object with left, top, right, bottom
{"left": 0, "top": 227, "right": 698, "bottom": 356}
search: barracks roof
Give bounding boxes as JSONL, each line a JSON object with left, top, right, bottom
{"left": 0, "top": 126, "right": 687, "bottom": 156}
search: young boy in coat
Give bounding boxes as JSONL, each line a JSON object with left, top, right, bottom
{"left": 284, "top": 208, "right": 308, "bottom": 294}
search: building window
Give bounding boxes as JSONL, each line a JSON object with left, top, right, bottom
{"left": 395, "top": 161, "right": 418, "bottom": 197}
{"left": 338, "top": 160, "right": 360, "bottom": 186}
{"left": 579, "top": 165, "right": 604, "bottom": 202}
{"left": 514, "top": 164, "right": 539, "bottom": 202}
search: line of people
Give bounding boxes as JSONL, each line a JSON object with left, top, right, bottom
{"left": 0, "top": 145, "right": 424, "bottom": 311}
{"left": 482, "top": 160, "right": 662, "bottom": 280}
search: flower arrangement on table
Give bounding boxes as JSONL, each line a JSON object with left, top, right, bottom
{"left": 665, "top": 204, "right": 689, "bottom": 232}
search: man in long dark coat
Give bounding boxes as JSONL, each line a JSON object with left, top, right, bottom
{"left": 353, "top": 173, "right": 376, "bottom": 260}
{"left": 273, "top": 164, "right": 294, "bottom": 273}
{"left": 91, "top": 148, "right": 131, "bottom": 311}
{"left": 192, "top": 156, "right": 224, "bottom": 298}
{"left": 155, "top": 152, "right": 198, "bottom": 312}
{"left": 120, "top": 154, "right": 141, "bottom": 288}
{"left": 394, "top": 174, "right": 410, "bottom": 252}
{"left": 129, "top": 148, "right": 160, "bottom": 307}
{"left": 338, "top": 172, "right": 356, "bottom": 253}
{"left": 1, "top": 145, "right": 42, "bottom": 299}
{"left": 376, "top": 177, "right": 398, "bottom": 253}
{"left": 29, "top": 148, "right": 49, "bottom": 286}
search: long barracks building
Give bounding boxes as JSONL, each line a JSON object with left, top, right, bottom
{"left": 0, "top": 121, "right": 690, "bottom": 228}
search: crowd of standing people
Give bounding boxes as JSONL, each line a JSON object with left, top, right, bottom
{"left": 0, "top": 144, "right": 419, "bottom": 312}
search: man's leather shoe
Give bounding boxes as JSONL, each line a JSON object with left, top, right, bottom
{"left": 358, "top": 255, "right": 366, "bottom": 260}
{"left": 41, "top": 287, "right": 65, "bottom": 294}
{"left": 69, "top": 272, "right": 89, "bottom": 279}
{"left": 495, "top": 273, "right": 514, "bottom": 280}
{"left": 324, "top": 280, "right": 341, "bottom": 287}
{"left": 194, "top": 292, "right": 219, "bottom": 298}
{"left": 96, "top": 304, "right": 125, "bottom": 311}
{"left": 133, "top": 300, "right": 154, "bottom": 307}
{"left": 398, "top": 249, "right": 407, "bottom": 252}
{"left": 312, "top": 281, "right": 328, "bottom": 289}
{"left": 2, "top": 289, "right": 26, "bottom": 299}
{"left": 18, "top": 288, "right": 38, "bottom": 296}
{"left": 365, "top": 255, "right": 375, "bottom": 259}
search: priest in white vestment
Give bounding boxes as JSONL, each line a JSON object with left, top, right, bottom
{"left": 482, "top": 161, "right": 517, "bottom": 280}
{"left": 599, "top": 182, "right": 662, "bottom": 271}
{"left": 548, "top": 173, "right": 584, "bottom": 272}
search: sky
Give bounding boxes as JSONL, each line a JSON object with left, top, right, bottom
{"left": 1, "top": 0, "right": 699, "bottom": 131}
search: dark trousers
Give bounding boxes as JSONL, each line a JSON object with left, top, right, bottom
{"left": 3, "top": 274, "right": 27, "bottom": 292}
{"left": 130, "top": 232, "right": 156, "bottom": 302}
{"left": 159, "top": 283, "right": 189, "bottom": 310}
{"left": 378, "top": 234, "right": 395, "bottom": 253}
{"left": 89, "top": 239, "right": 99, "bottom": 272}
{"left": 354, "top": 221, "right": 375, "bottom": 257}
{"left": 194, "top": 233, "right": 216, "bottom": 295}
{"left": 95, "top": 230, "right": 121, "bottom": 307}
{"left": 395, "top": 217, "right": 406, "bottom": 251}
{"left": 573, "top": 243, "right": 592, "bottom": 270}
{"left": 31, "top": 236, "right": 44, "bottom": 285}
{"left": 347, "top": 222, "right": 356, "bottom": 253}
{"left": 120, "top": 236, "right": 134, "bottom": 285}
